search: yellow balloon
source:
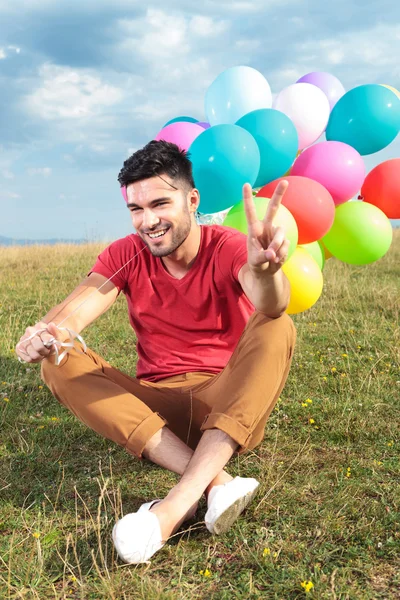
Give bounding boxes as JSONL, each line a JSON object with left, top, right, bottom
{"left": 282, "top": 247, "right": 323, "bottom": 314}
{"left": 381, "top": 84, "right": 400, "bottom": 99}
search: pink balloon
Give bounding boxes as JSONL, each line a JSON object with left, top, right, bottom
{"left": 291, "top": 141, "right": 366, "bottom": 205}
{"left": 121, "top": 185, "right": 128, "bottom": 203}
{"left": 155, "top": 122, "right": 205, "bottom": 151}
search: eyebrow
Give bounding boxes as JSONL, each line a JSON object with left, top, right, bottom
{"left": 127, "top": 197, "right": 172, "bottom": 209}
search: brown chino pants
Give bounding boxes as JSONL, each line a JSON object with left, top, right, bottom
{"left": 41, "top": 312, "right": 296, "bottom": 458}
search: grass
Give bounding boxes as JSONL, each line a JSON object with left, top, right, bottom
{"left": 0, "top": 232, "right": 399, "bottom": 599}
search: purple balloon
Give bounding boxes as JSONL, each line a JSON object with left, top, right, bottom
{"left": 296, "top": 72, "right": 345, "bottom": 110}
{"left": 197, "top": 121, "right": 211, "bottom": 129}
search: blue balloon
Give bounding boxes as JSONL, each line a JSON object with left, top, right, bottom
{"left": 205, "top": 66, "right": 272, "bottom": 126}
{"left": 163, "top": 116, "right": 199, "bottom": 127}
{"left": 326, "top": 84, "right": 400, "bottom": 155}
{"left": 236, "top": 109, "right": 299, "bottom": 187}
{"left": 189, "top": 125, "right": 260, "bottom": 214}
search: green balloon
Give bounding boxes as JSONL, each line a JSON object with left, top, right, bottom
{"left": 322, "top": 201, "right": 393, "bottom": 265}
{"left": 300, "top": 241, "right": 325, "bottom": 270}
{"left": 223, "top": 196, "right": 298, "bottom": 260}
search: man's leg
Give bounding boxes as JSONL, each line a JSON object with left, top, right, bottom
{"left": 147, "top": 429, "right": 237, "bottom": 540}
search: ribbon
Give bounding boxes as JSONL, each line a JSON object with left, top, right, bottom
{"left": 18, "top": 327, "right": 87, "bottom": 366}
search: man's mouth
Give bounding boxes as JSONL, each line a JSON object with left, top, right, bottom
{"left": 146, "top": 228, "right": 169, "bottom": 240}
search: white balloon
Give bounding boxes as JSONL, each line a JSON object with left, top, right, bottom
{"left": 205, "top": 66, "right": 272, "bottom": 126}
{"left": 273, "top": 83, "right": 330, "bottom": 150}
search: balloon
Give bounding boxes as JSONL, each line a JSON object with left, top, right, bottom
{"left": 381, "top": 85, "right": 400, "bottom": 100}
{"left": 322, "top": 201, "right": 393, "bottom": 265}
{"left": 300, "top": 241, "right": 325, "bottom": 270}
{"left": 223, "top": 196, "right": 298, "bottom": 260}
{"left": 297, "top": 71, "right": 345, "bottom": 110}
{"left": 205, "top": 66, "right": 272, "bottom": 126}
{"left": 163, "top": 116, "right": 198, "bottom": 127}
{"left": 257, "top": 176, "right": 335, "bottom": 244}
{"left": 326, "top": 84, "right": 400, "bottom": 155}
{"left": 155, "top": 122, "right": 204, "bottom": 151}
{"left": 273, "top": 83, "right": 330, "bottom": 149}
{"left": 189, "top": 124, "right": 260, "bottom": 214}
{"left": 282, "top": 248, "right": 323, "bottom": 314}
{"left": 235, "top": 109, "right": 298, "bottom": 187}
{"left": 361, "top": 158, "right": 400, "bottom": 219}
{"left": 291, "top": 141, "right": 366, "bottom": 205}
{"left": 197, "top": 122, "right": 211, "bottom": 129}
{"left": 121, "top": 186, "right": 128, "bottom": 203}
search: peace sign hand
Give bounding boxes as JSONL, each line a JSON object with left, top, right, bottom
{"left": 243, "top": 180, "right": 290, "bottom": 275}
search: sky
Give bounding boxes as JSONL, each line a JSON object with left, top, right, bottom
{"left": 0, "top": 0, "right": 399, "bottom": 241}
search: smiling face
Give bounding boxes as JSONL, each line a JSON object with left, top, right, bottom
{"left": 126, "top": 175, "right": 199, "bottom": 258}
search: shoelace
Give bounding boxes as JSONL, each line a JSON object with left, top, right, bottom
{"left": 18, "top": 327, "right": 87, "bottom": 366}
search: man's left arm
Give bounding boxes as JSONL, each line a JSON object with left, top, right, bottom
{"left": 237, "top": 181, "right": 291, "bottom": 319}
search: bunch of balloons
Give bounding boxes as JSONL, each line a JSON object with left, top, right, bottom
{"left": 150, "top": 66, "right": 400, "bottom": 314}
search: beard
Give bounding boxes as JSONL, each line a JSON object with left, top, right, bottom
{"left": 140, "top": 204, "right": 192, "bottom": 258}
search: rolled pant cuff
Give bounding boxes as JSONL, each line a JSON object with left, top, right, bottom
{"left": 201, "top": 412, "right": 252, "bottom": 451}
{"left": 125, "top": 412, "right": 167, "bottom": 458}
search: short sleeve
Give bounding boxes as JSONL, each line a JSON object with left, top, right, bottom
{"left": 215, "top": 228, "right": 248, "bottom": 283}
{"left": 88, "top": 236, "right": 136, "bottom": 293}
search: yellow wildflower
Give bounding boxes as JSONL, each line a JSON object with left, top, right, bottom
{"left": 301, "top": 580, "right": 314, "bottom": 593}
{"left": 37, "top": 425, "right": 45, "bottom": 430}
{"left": 32, "top": 532, "right": 40, "bottom": 539}
{"left": 199, "top": 568, "right": 211, "bottom": 577}
{"left": 346, "top": 467, "right": 351, "bottom": 478}
{"left": 2, "top": 382, "right": 6, "bottom": 385}
{"left": 331, "top": 367, "right": 337, "bottom": 373}
{"left": 51, "top": 417, "right": 59, "bottom": 421}
{"left": 306, "top": 398, "right": 312, "bottom": 404}
{"left": 38, "top": 385, "right": 43, "bottom": 390}
{"left": 387, "top": 441, "right": 394, "bottom": 447}
{"left": 302, "top": 402, "right": 308, "bottom": 407}
{"left": 3, "top": 398, "right": 9, "bottom": 402}
{"left": 342, "top": 353, "right": 348, "bottom": 358}
{"left": 263, "top": 548, "right": 271, "bottom": 556}
{"left": 322, "top": 376, "right": 327, "bottom": 381}
{"left": 309, "top": 418, "right": 315, "bottom": 424}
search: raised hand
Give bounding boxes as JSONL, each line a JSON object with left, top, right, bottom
{"left": 243, "top": 180, "right": 290, "bottom": 274}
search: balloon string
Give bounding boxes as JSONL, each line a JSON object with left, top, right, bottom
{"left": 18, "top": 245, "right": 146, "bottom": 366}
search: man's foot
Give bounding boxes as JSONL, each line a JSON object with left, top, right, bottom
{"left": 205, "top": 476, "right": 260, "bottom": 534}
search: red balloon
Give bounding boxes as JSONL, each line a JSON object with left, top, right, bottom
{"left": 361, "top": 158, "right": 400, "bottom": 219}
{"left": 257, "top": 176, "right": 335, "bottom": 244}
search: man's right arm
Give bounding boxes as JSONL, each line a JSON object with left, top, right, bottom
{"left": 16, "top": 272, "right": 119, "bottom": 363}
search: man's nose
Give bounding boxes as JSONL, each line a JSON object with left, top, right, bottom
{"left": 142, "top": 209, "right": 160, "bottom": 230}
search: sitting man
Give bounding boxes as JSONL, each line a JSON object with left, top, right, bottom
{"left": 16, "top": 140, "right": 296, "bottom": 564}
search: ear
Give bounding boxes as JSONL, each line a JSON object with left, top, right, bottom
{"left": 188, "top": 188, "right": 200, "bottom": 213}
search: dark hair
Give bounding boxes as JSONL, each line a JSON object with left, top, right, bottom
{"left": 118, "top": 140, "right": 195, "bottom": 191}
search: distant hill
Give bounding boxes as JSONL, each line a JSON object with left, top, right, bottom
{"left": 0, "top": 235, "right": 88, "bottom": 246}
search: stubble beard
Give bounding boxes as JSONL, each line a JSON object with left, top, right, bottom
{"left": 143, "top": 207, "right": 193, "bottom": 258}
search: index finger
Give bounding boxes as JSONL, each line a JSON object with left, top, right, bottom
{"left": 264, "top": 180, "right": 289, "bottom": 226}
{"left": 242, "top": 183, "right": 258, "bottom": 227}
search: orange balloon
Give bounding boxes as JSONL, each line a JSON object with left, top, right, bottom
{"left": 257, "top": 176, "right": 335, "bottom": 244}
{"left": 361, "top": 158, "right": 400, "bottom": 219}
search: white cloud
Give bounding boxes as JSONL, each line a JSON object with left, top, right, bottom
{"left": 0, "top": 45, "right": 21, "bottom": 59}
{"left": 189, "top": 16, "right": 228, "bottom": 37}
{"left": 27, "top": 167, "right": 52, "bottom": 177}
{"left": 1, "top": 169, "right": 14, "bottom": 179}
{"left": 0, "top": 191, "right": 21, "bottom": 199}
{"left": 25, "top": 63, "right": 124, "bottom": 120}
{"left": 0, "top": 48, "right": 6, "bottom": 59}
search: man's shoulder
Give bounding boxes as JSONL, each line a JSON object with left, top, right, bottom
{"left": 104, "top": 233, "right": 144, "bottom": 253}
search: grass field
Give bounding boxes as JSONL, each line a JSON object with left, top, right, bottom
{"left": 0, "top": 232, "right": 399, "bottom": 599}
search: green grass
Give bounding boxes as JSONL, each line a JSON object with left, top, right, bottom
{"left": 0, "top": 234, "right": 399, "bottom": 599}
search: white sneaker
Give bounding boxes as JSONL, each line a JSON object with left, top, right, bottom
{"left": 112, "top": 500, "right": 164, "bottom": 564}
{"left": 205, "top": 477, "right": 260, "bottom": 534}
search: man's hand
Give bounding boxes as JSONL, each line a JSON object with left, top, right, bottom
{"left": 16, "top": 321, "right": 62, "bottom": 364}
{"left": 243, "top": 180, "right": 290, "bottom": 274}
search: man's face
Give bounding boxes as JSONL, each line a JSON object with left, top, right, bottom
{"left": 126, "top": 175, "right": 194, "bottom": 257}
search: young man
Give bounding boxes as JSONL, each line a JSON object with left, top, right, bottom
{"left": 16, "top": 141, "right": 296, "bottom": 564}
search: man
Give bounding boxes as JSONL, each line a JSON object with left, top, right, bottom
{"left": 16, "top": 140, "right": 296, "bottom": 564}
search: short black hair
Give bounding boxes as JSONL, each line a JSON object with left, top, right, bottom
{"left": 118, "top": 140, "right": 195, "bottom": 191}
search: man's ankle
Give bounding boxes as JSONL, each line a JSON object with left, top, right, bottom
{"left": 205, "top": 472, "right": 233, "bottom": 500}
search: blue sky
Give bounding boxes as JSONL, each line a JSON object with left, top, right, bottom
{"left": 1, "top": 0, "right": 399, "bottom": 241}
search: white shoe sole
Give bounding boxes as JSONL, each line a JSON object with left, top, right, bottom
{"left": 206, "top": 480, "right": 260, "bottom": 535}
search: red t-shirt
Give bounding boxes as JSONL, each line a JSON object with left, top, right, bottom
{"left": 89, "top": 225, "right": 255, "bottom": 381}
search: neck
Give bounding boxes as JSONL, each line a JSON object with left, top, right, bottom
{"left": 161, "top": 222, "right": 201, "bottom": 273}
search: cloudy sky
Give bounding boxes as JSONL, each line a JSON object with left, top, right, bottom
{"left": 1, "top": 0, "right": 399, "bottom": 241}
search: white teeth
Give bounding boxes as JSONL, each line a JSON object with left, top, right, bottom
{"left": 148, "top": 229, "right": 167, "bottom": 239}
